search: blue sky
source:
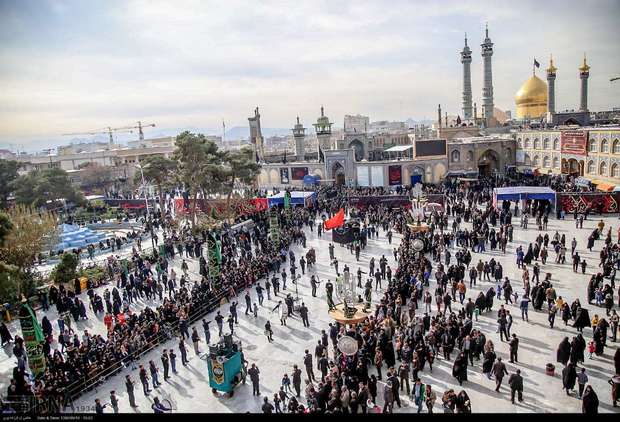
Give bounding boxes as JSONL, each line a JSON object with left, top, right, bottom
{"left": 1, "top": 0, "right": 619, "bottom": 149}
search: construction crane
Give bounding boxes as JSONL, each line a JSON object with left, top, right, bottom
{"left": 62, "top": 126, "right": 134, "bottom": 145}
{"left": 113, "top": 121, "right": 156, "bottom": 141}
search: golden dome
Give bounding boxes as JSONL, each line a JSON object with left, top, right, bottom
{"left": 515, "top": 75, "right": 548, "bottom": 119}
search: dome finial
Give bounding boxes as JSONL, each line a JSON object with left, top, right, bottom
{"left": 464, "top": 32, "right": 468, "bottom": 47}
{"left": 579, "top": 52, "right": 590, "bottom": 72}
{"left": 485, "top": 22, "right": 488, "bottom": 38}
{"left": 547, "top": 54, "right": 557, "bottom": 73}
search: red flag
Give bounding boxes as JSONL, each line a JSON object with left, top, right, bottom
{"left": 324, "top": 208, "right": 345, "bottom": 231}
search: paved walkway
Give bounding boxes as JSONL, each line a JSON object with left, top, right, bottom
{"left": 1, "top": 211, "right": 619, "bottom": 413}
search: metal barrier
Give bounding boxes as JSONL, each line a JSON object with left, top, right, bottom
{"left": 56, "top": 287, "right": 229, "bottom": 410}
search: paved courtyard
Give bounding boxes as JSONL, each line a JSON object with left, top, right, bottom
{"left": 1, "top": 210, "right": 619, "bottom": 413}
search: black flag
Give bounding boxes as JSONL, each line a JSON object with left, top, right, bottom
{"left": 534, "top": 58, "right": 540, "bottom": 68}
{"left": 319, "top": 145, "right": 325, "bottom": 163}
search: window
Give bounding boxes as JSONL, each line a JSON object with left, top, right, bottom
{"left": 587, "top": 160, "right": 595, "bottom": 174}
{"left": 533, "top": 155, "right": 540, "bottom": 167}
{"left": 614, "top": 139, "right": 620, "bottom": 154}
{"left": 612, "top": 163, "right": 619, "bottom": 178}
{"left": 524, "top": 154, "right": 531, "bottom": 165}
{"left": 524, "top": 138, "right": 531, "bottom": 149}
{"left": 505, "top": 147, "right": 512, "bottom": 158}
{"left": 600, "top": 161, "right": 608, "bottom": 176}
{"left": 553, "top": 138, "right": 560, "bottom": 150}
{"left": 543, "top": 156, "right": 551, "bottom": 168}
{"left": 553, "top": 157, "right": 560, "bottom": 168}
{"left": 601, "top": 139, "right": 609, "bottom": 153}
{"left": 517, "top": 138, "right": 523, "bottom": 148}
{"left": 451, "top": 150, "right": 460, "bottom": 163}
{"left": 588, "top": 139, "right": 597, "bottom": 152}
{"left": 467, "top": 151, "right": 474, "bottom": 161}
{"left": 534, "top": 138, "right": 541, "bottom": 149}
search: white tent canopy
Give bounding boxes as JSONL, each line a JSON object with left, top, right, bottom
{"left": 384, "top": 145, "right": 413, "bottom": 152}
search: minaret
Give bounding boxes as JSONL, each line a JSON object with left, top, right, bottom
{"left": 313, "top": 106, "right": 333, "bottom": 153}
{"left": 579, "top": 53, "right": 590, "bottom": 112}
{"left": 292, "top": 116, "right": 306, "bottom": 160}
{"left": 248, "top": 107, "right": 264, "bottom": 162}
{"left": 546, "top": 54, "right": 557, "bottom": 115}
{"left": 481, "top": 23, "right": 494, "bottom": 125}
{"left": 460, "top": 33, "right": 473, "bottom": 120}
{"left": 437, "top": 104, "right": 442, "bottom": 129}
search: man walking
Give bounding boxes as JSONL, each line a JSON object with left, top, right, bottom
{"left": 299, "top": 302, "right": 310, "bottom": 328}
{"left": 492, "top": 357, "right": 508, "bottom": 391}
{"left": 215, "top": 311, "right": 224, "bottom": 337}
{"left": 292, "top": 365, "right": 302, "bottom": 398}
{"left": 303, "top": 349, "right": 316, "bottom": 382}
{"left": 248, "top": 363, "right": 261, "bottom": 396}
{"left": 509, "top": 334, "right": 519, "bottom": 363}
{"left": 508, "top": 369, "right": 524, "bottom": 404}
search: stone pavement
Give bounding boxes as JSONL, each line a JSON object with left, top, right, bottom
{"left": 1, "top": 211, "right": 619, "bottom": 413}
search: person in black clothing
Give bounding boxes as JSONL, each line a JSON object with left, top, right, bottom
{"left": 292, "top": 365, "right": 302, "bottom": 398}
{"left": 509, "top": 334, "right": 519, "bottom": 363}
{"left": 139, "top": 364, "right": 151, "bottom": 396}
{"left": 303, "top": 350, "right": 316, "bottom": 382}
{"left": 299, "top": 303, "right": 310, "bottom": 327}
{"left": 161, "top": 350, "right": 170, "bottom": 381}
{"left": 248, "top": 364, "right": 261, "bottom": 396}
{"left": 215, "top": 311, "right": 224, "bottom": 336}
{"left": 508, "top": 369, "right": 524, "bottom": 404}
{"left": 125, "top": 375, "right": 137, "bottom": 408}
{"left": 179, "top": 339, "right": 189, "bottom": 366}
{"left": 262, "top": 396, "right": 274, "bottom": 413}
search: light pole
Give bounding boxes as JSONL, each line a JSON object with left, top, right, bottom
{"left": 135, "top": 163, "right": 155, "bottom": 251}
{"left": 135, "top": 164, "right": 150, "bottom": 216}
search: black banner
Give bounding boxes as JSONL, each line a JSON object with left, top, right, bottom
{"left": 388, "top": 165, "right": 402, "bottom": 186}
{"left": 558, "top": 192, "right": 620, "bottom": 214}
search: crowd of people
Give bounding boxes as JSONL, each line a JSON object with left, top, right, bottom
{"left": 2, "top": 175, "right": 620, "bottom": 414}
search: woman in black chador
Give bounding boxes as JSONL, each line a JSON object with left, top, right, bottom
{"left": 556, "top": 337, "right": 571, "bottom": 366}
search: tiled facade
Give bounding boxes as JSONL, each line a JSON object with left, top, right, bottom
{"left": 515, "top": 128, "right": 620, "bottom": 181}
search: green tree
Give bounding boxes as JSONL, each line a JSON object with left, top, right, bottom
{"left": 79, "top": 162, "right": 115, "bottom": 193}
{"left": 0, "top": 205, "right": 57, "bottom": 302}
{"left": 0, "top": 159, "right": 19, "bottom": 209}
{"left": 138, "top": 155, "right": 177, "bottom": 215}
{"left": 51, "top": 252, "right": 79, "bottom": 285}
{"left": 222, "top": 147, "right": 261, "bottom": 207}
{"left": 0, "top": 212, "right": 12, "bottom": 246}
{"left": 13, "top": 167, "right": 85, "bottom": 208}
{"left": 173, "top": 131, "right": 223, "bottom": 226}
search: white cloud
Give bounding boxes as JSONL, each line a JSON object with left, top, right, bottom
{"left": 0, "top": 0, "right": 618, "bottom": 145}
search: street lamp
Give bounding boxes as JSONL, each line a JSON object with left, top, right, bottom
{"left": 134, "top": 163, "right": 150, "bottom": 215}
{"left": 135, "top": 163, "right": 155, "bottom": 251}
